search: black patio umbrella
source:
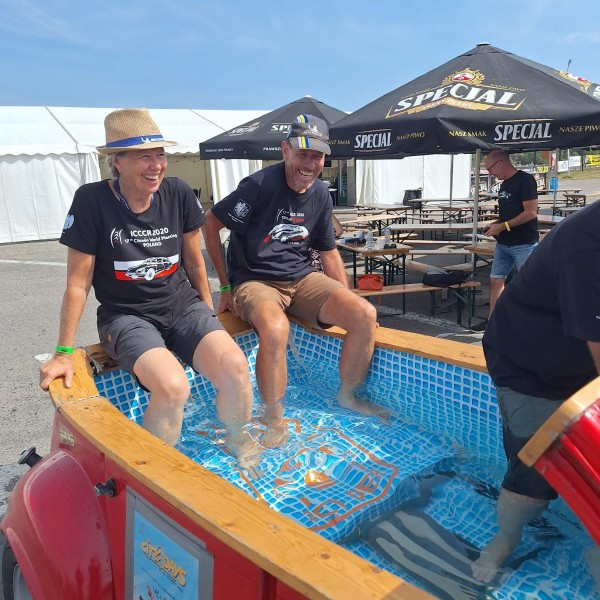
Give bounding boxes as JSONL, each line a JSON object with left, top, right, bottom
{"left": 329, "top": 43, "right": 600, "bottom": 158}
{"left": 199, "top": 96, "right": 348, "bottom": 160}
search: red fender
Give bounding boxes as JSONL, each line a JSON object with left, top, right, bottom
{"left": 2, "top": 450, "right": 114, "bottom": 600}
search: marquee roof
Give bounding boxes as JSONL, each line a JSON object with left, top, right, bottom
{"left": 0, "top": 106, "right": 269, "bottom": 156}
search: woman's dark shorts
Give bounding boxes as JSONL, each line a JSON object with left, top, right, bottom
{"left": 98, "top": 300, "right": 223, "bottom": 374}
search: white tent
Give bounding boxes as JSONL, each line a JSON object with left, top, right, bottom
{"left": 0, "top": 107, "right": 100, "bottom": 243}
{"left": 356, "top": 155, "right": 471, "bottom": 205}
{"left": 0, "top": 107, "right": 268, "bottom": 244}
{"left": 0, "top": 106, "right": 472, "bottom": 244}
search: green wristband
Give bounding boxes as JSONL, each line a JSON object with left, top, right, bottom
{"left": 55, "top": 345, "right": 74, "bottom": 355}
{"left": 219, "top": 284, "right": 232, "bottom": 292}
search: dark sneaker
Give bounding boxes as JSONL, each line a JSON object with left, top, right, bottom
{"left": 469, "top": 319, "right": 488, "bottom": 333}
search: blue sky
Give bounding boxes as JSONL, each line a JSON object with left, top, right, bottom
{"left": 1, "top": 0, "right": 599, "bottom": 113}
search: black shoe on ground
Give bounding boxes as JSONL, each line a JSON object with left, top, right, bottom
{"left": 469, "top": 319, "right": 488, "bottom": 333}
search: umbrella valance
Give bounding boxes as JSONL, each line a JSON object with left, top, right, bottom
{"left": 200, "top": 96, "right": 347, "bottom": 160}
{"left": 329, "top": 43, "right": 600, "bottom": 158}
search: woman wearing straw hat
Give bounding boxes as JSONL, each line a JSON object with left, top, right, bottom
{"left": 39, "top": 108, "right": 260, "bottom": 475}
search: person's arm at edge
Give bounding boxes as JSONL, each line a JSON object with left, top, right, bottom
{"left": 320, "top": 249, "right": 350, "bottom": 289}
{"left": 203, "top": 211, "right": 232, "bottom": 313}
{"left": 484, "top": 198, "right": 538, "bottom": 236}
{"left": 509, "top": 198, "right": 538, "bottom": 226}
{"left": 39, "top": 248, "right": 94, "bottom": 390}
{"left": 182, "top": 228, "right": 214, "bottom": 310}
{"left": 587, "top": 341, "right": 600, "bottom": 374}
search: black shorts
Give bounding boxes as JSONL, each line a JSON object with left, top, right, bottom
{"left": 98, "top": 301, "right": 223, "bottom": 374}
{"left": 496, "top": 386, "right": 564, "bottom": 500}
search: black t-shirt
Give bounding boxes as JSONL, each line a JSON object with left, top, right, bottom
{"left": 211, "top": 162, "right": 336, "bottom": 287}
{"left": 60, "top": 177, "right": 205, "bottom": 327}
{"left": 496, "top": 170, "right": 538, "bottom": 246}
{"left": 483, "top": 201, "right": 600, "bottom": 399}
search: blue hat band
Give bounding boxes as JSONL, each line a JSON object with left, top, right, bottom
{"left": 105, "top": 134, "right": 165, "bottom": 148}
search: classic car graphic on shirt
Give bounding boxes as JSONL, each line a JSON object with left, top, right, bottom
{"left": 263, "top": 223, "right": 309, "bottom": 244}
{"left": 114, "top": 255, "right": 179, "bottom": 281}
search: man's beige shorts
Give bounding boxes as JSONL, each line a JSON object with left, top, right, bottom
{"left": 232, "top": 272, "right": 344, "bottom": 328}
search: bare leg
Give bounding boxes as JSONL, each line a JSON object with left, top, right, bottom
{"left": 192, "top": 330, "right": 261, "bottom": 475}
{"left": 319, "top": 289, "right": 389, "bottom": 420}
{"left": 472, "top": 488, "right": 548, "bottom": 583}
{"left": 585, "top": 546, "right": 600, "bottom": 593}
{"left": 488, "top": 277, "right": 505, "bottom": 316}
{"left": 249, "top": 303, "right": 291, "bottom": 448}
{"left": 134, "top": 348, "right": 191, "bottom": 445}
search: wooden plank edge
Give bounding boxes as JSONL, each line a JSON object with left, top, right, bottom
{"left": 290, "top": 318, "right": 487, "bottom": 373}
{"left": 58, "top": 396, "right": 433, "bottom": 600}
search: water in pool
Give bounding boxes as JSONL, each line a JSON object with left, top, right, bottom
{"left": 97, "top": 324, "right": 599, "bottom": 600}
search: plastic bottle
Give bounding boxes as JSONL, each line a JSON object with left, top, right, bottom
{"left": 365, "top": 227, "right": 374, "bottom": 249}
{"left": 384, "top": 226, "right": 391, "bottom": 246}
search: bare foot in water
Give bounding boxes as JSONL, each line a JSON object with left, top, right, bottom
{"left": 226, "top": 430, "right": 262, "bottom": 478}
{"left": 260, "top": 423, "right": 290, "bottom": 448}
{"left": 471, "top": 536, "right": 512, "bottom": 583}
{"left": 337, "top": 392, "right": 390, "bottom": 423}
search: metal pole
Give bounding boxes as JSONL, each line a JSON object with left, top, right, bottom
{"left": 552, "top": 147, "right": 559, "bottom": 210}
{"left": 471, "top": 149, "right": 481, "bottom": 269}
{"left": 449, "top": 155, "right": 454, "bottom": 207}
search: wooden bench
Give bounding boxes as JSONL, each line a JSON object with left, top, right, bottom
{"left": 408, "top": 248, "right": 471, "bottom": 257}
{"left": 403, "top": 239, "right": 471, "bottom": 247}
{"left": 353, "top": 280, "right": 481, "bottom": 326}
{"left": 404, "top": 259, "right": 488, "bottom": 274}
{"left": 563, "top": 193, "right": 586, "bottom": 207}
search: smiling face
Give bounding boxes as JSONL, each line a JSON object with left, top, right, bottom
{"left": 113, "top": 148, "right": 168, "bottom": 201}
{"left": 281, "top": 141, "right": 325, "bottom": 194}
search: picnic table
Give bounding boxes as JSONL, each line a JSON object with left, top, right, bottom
{"left": 537, "top": 214, "right": 565, "bottom": 228}
{"left": 338, "top": 240, "right": 480, "bottom": 323}
{"left": 333, "top": 206, "right": 383, "bottom": 215}
{"left": 336, "top": 241, "right": 412, "bottom": 287}
{"left": 420, "top": 204, "right": 473, "bottom": 223}
{"left": 538, "top": 188, "right": 582, "bottom": 195}
{"left": 563, "top": 192, "right": 587, "bottom": 208}
{"left": 405, "top": 197, "right": 474, "bottom": 218}
{"left": 554, "top": 206, "right": 584, "bottom": 217}
{"left": 342, "top": 208, "right": 410, "bottom": 234}
{"left": 465, "top": 242, "right": 496, "bottom": 274}
{"left": 389, "top": 220, "right": 496, "bottom": 241}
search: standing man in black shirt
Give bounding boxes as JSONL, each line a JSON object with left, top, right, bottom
{"left": 471, "top": 201, "right": 600, "bottom": 583}
{"left": 470, "top": 150, "right": 538, "bottom": 333}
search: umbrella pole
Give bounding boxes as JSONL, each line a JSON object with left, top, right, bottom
{"left": 449, "top": 155, "right": 454, "bottom": 208}
{"left": 471, "top": 149, "right": 481, "bottom": 269}
{"left": 552, "top": 147, "right": 560, "bottom": 210}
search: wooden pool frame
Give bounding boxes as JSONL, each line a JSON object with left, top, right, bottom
{"left": 16, "top": 314, "right": 489, "bottom": 599}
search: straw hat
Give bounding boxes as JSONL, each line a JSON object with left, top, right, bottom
{"left": 96, "top": 108, "right": 178, "bottom": 154}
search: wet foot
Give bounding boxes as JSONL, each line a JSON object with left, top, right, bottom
{"left": 260, "top": 423, "right": 290, "bottom": 448}
{"left": 471, "top": 537, "right": 512, "bottom": 583}
{"left": 337, "top": 392, "right": 390, "bottom": 422}
{"left": 226, "top": 430, "right": 262, "bottom": 478}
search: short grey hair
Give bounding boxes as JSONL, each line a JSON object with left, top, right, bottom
{"left": 104, "top": 152, "right": 126, "bottom": 178}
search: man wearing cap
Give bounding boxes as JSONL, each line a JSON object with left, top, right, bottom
{"left": 204, "top": 114, "right": 388, "bottom": 448}
{"left": 39, "top": 108, "right": 260, "bottom": 475}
